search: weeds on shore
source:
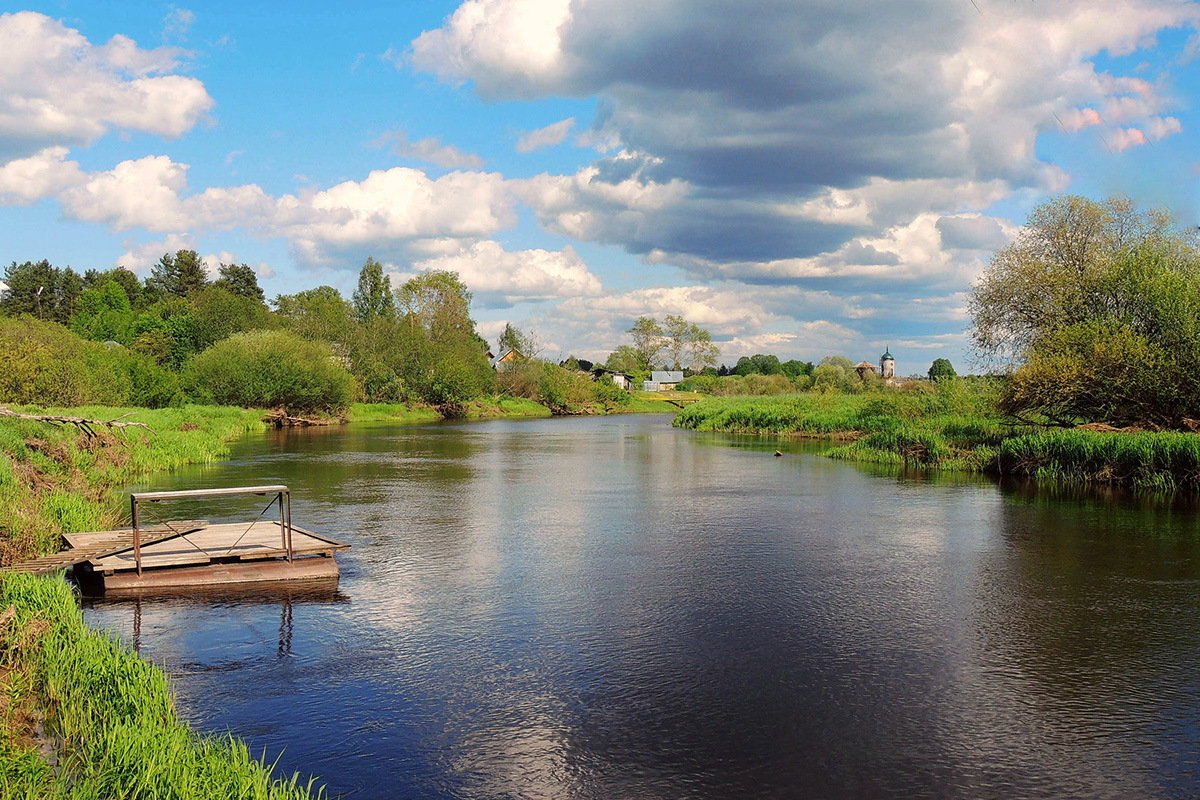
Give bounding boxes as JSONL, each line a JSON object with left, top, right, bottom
{"left": 0, "top": 573, "right": 323, "bottom": 799}
{"left": 674, "top": 382, "right": 1200, "bottom": 491}
{"left": 0, "top": 405, "right": 263, "bottom": 563}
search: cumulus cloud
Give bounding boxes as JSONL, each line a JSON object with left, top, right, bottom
{"left": 0, "top": 146, "right": 85, "bottom": 205}
{"left": 0, "top": 12, "right": 213, "bottom": 160}
{"left": 413, "top": 0, "right": 1197, "bottom": 291}
{"left": 372, "top": 129, "right": 485, "bottom": 169}
{"left": 516, "top": 117, "right": 575, "bottom": 152}
{"left": 116, "top": 233, "right": 197, "bottom": 274}
{"left": 410, "top": 241, "right": 602, "bottom": 305}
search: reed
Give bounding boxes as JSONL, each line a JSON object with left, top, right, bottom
{"left": 674, "top": 384, "right": 1200, "bottom": 491}
{"left": 1, "top": 573, "right": 323, "bottom": 799}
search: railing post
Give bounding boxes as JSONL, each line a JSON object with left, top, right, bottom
{"left": 284, "top": 490, "right": 293, "bottom": 562}
{"left": 131, "top": 495, "right": 142, "bottom": 576}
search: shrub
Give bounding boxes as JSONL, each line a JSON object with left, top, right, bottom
{"left": 0, "top": 316, "right": 176, "bottom": 407}
{"left": 183, "top": 330, "right": 353, "bottom": 412}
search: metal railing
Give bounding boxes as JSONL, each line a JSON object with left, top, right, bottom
{"left": 130, "top": 485, "right": 292, "bottom": 575}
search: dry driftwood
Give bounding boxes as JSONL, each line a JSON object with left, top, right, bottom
{"left": 262, "top": 409, "right": 333, "bottom": 428}
{"left": 0, "top": 407, "right": 153, "bottom": 438}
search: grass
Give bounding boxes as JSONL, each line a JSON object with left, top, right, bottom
{"left": 673, "top": 383, "right": 1200, "bottom": 491}
{"left": 0, "top": 573, "right": 324, "bottom": 799}
{"left": 0, "top": 405, "right": 264, "bottom": 563}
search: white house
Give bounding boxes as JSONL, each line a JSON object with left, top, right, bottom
{"left": 591, "top": 367, "right": 632, "bottom": 390}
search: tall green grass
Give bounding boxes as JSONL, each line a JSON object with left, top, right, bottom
{"left": 0, "top": 405, "right": 263, "bottom": 562}
{"left": 674, "top": 382, "right": 1200, "bottom": 491}
{"left": 1, "top": 573, "right": 323, "bottom": 799}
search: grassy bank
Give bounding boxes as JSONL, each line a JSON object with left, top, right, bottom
{"left": 673, "top": 385, "right": 1200, "bottom": 492}
{"left": 0, "top": 404, "right": 328, "bottom": 797}
{"left": 0, "top": 405, "right": 264, "bottom": 564}
{"left": 1, "top": 573, "right": 323, "bottom": 799}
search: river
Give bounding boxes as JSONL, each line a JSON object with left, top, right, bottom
{"left": 82, "top": 414, "right": 1200, "bottom": 799}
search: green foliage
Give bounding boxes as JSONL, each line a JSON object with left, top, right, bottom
{"left": 0, "top": 317, "right": 177, "bottom": 408}
{"left": 498, "top": 322, "right": 535, "bottom": 359}
{"left": 928, "top": 358, "right": 957, "bottom": 381}
{"left": 212, "top": 262, "right": 265, "bottom": 302}
{"left": 1, "top": 260, "right": 82, "bottom": 323}
{"left": 274, "top": 286, "right": 353, "bottom": 345}
{"left": 352, "top": 257, "right": 394, "bottom": 323}
{"left": 191, "top": 285, "right": 273, "bottom": 350}
{"left": 0, "top": 573, "right": 325, "bottom": 799}
{"left": 971, "top": 195, "right": 1200, "bottom": 427}
{"left": 70, "top": 280, "right": 135, "bottom": 343}
{"left": 148, "top": 250, "right": 208, "bottom": 298}
{"left": 83, "top": 267, "right": 144, "bottom": 309}
{"left": 183, "top": 330, "right": 353, "bottom": 412}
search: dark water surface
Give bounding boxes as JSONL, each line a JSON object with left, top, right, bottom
{"left": 83, "top": 415, "right": 1200, "bottom": 799}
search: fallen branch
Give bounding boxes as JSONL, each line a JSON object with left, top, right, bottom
{"left": 262, "top": 409, "right": 334, "bottom": 428}
{"left": 0, "top": 407, "right": 154, "bottom": 438}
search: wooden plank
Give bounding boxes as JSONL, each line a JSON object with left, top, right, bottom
{"left": 100, "top": 555, "right": 339, "bottom": 594}
{"left": 1, "top": 521, "right": 209, "bottom": 576}
{"left": 86, "top": 521, "right": 348, "bottom": 572}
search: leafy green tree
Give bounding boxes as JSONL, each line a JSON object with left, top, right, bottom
{"left": 191, "top": 285, "right": 273, "bottom": 350}
{"left": 70, "top": 280, "right": 135, "bottom": 343}
{"left": 498, "top": 322, "right": 536, "bottom": 359}
{"left": 1, "top": 260, "right": 82, "bottom": 323}
{"left": 148, "top": 250, "right": 209, "bottom": 298}
{"left": 928, "top": 358, "right": 957, "bottom": 381}
{"left": 605, "top": 345, "right": 645, "bottom": 374}
{"left": 781, "top": 359, "right": 813, "bottom": 378}
{"left": 628, "top": 316, "right": 664, "bottom": 368}
{"left": 971, "top": 195, "right": 1200, "bottom": 426}
{"left": 213, "top": 262, "right": 265, "bottom": 302}
{"left": 274, "top": 286, "right": 353, "bottom": 344}
{"left": 352, "top": 257, "right": 395, "bottom": 323}
{"left": 83, "top": 267, "right": 143, "bottom": 308}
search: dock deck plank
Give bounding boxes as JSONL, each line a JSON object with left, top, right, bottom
{"left": 66, "top": 521, "right": 349, "bottom": 573}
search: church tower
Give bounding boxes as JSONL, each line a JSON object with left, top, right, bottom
{"left": 880, "top": 347, "right": 894, "bottom": 379}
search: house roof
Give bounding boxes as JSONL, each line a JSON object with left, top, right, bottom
{"left": 651, "top": 371, "right": 684, "bottom": 382}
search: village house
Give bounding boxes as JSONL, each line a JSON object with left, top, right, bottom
{"left": 490, "top": 348, "right": 519, "bottom": 372}
{"left": 591, "top": 367, "right": 633, "bottom": 390}
{"left": 643, "top": 370, "right": 684, "bottom": 391}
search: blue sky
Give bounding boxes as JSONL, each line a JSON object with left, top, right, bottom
{"left": 2, "top": 1, "right": 1199, "bottom": 372}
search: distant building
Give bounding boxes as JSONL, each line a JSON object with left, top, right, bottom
{"left": 855, "top": 361, "right": 877, "bottom": 379}
{"left": 491, "top": 348, "right": 519, "bottom": 372}
{"left": 643, "top": 370, "right": 684, "bottom": 391}
{"left": 591, "top": 367, "right": 632, "bottom": 390}
{"left": 880, "top": 348, "right": 895, "bottom": 379}
{"left": 0, "top": 281, "right": 8, "bottom": 300}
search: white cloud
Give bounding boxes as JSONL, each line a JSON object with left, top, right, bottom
{"left": 0, "top": 12, "right": 213, "bottom": 159}
{"left": 0, "top": 146, "right": 85, "bottom": 205}
{"left": 516, "top": 117, "right": 575, "bottom": 152}
{"left": 372, "top": 130, "right": 484, "bottom": 169}
{"left": 116, "top": 233, "right": 196, "bottom": 274}
{"left": 410, "top": 241, "right": 602, "bottom": 303}
{"left": 413, "top": 0, "right": 1197, "bottom": 292}
{"left": 60, "top": 155, "right": 190, "bottom": 230}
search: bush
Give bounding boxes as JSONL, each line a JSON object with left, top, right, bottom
{"left": 183, "top": 330, "right": 353, "bottom": 412}
{"left": 0, "top": 316, "right": 177, "bottom": 407}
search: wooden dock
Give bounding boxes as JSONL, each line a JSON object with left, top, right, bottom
{"left": 3, "top": 485, "right": 351, "bottom": 596}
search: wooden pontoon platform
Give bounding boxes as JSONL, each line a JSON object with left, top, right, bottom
{"left": 62, "top": 485, "right": 349, "bottom": 596}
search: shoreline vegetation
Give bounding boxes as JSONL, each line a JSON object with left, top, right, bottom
{"left": 673, "top": 382, "right": 1200, "bottom": 493}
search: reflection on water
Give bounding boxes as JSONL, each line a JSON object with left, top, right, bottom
{"left": 83, "top": 415, "right": 1200, "bottom": 799}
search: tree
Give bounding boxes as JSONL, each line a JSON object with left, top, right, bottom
{"left": 970, "top": 195, "right": 1200, "bottom": 426}
{"left": 84, "top": 267, "right": 143, "bottom": 308}
{"left": 1, "top": 260, "right": 82, "bottom": 322}
{"left": 627, "top": 317, "right": 664, "bottom": 368}
{"left": 148, "top": 250, "right": 209, "bottom": 298}
{"left": 781, "top": 359, "right": 813, "bottom": 378}
{"left": 605, "top": 345, "right": 644, "bottom": 374}
{"left": 70, "top": 280, "right": 135, "bottom": 343}
{"left": 274, "top": 286, "right": 353, "bottom": 344}
{"left": 928, "top": 358, "right": 957, "bottom": 381}
{"left": 352, "top": 257, "right": 394, "bottom": 323}
{"left": 498, "top": 322, "right": 536, "bottom": 359}
{"left": 213, "top": 262, "right": 265, "bottom": 302}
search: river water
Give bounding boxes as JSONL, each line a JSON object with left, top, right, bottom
{"left": 82, "top": 414, "right": 1200, "bottom": 799}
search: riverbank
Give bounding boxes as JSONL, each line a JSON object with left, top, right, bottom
{"left": 0, "top": 404, "right": 325, "bottom": 798}
{"left": 673, "top": 388, "right": 1200, "bottom": 492}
